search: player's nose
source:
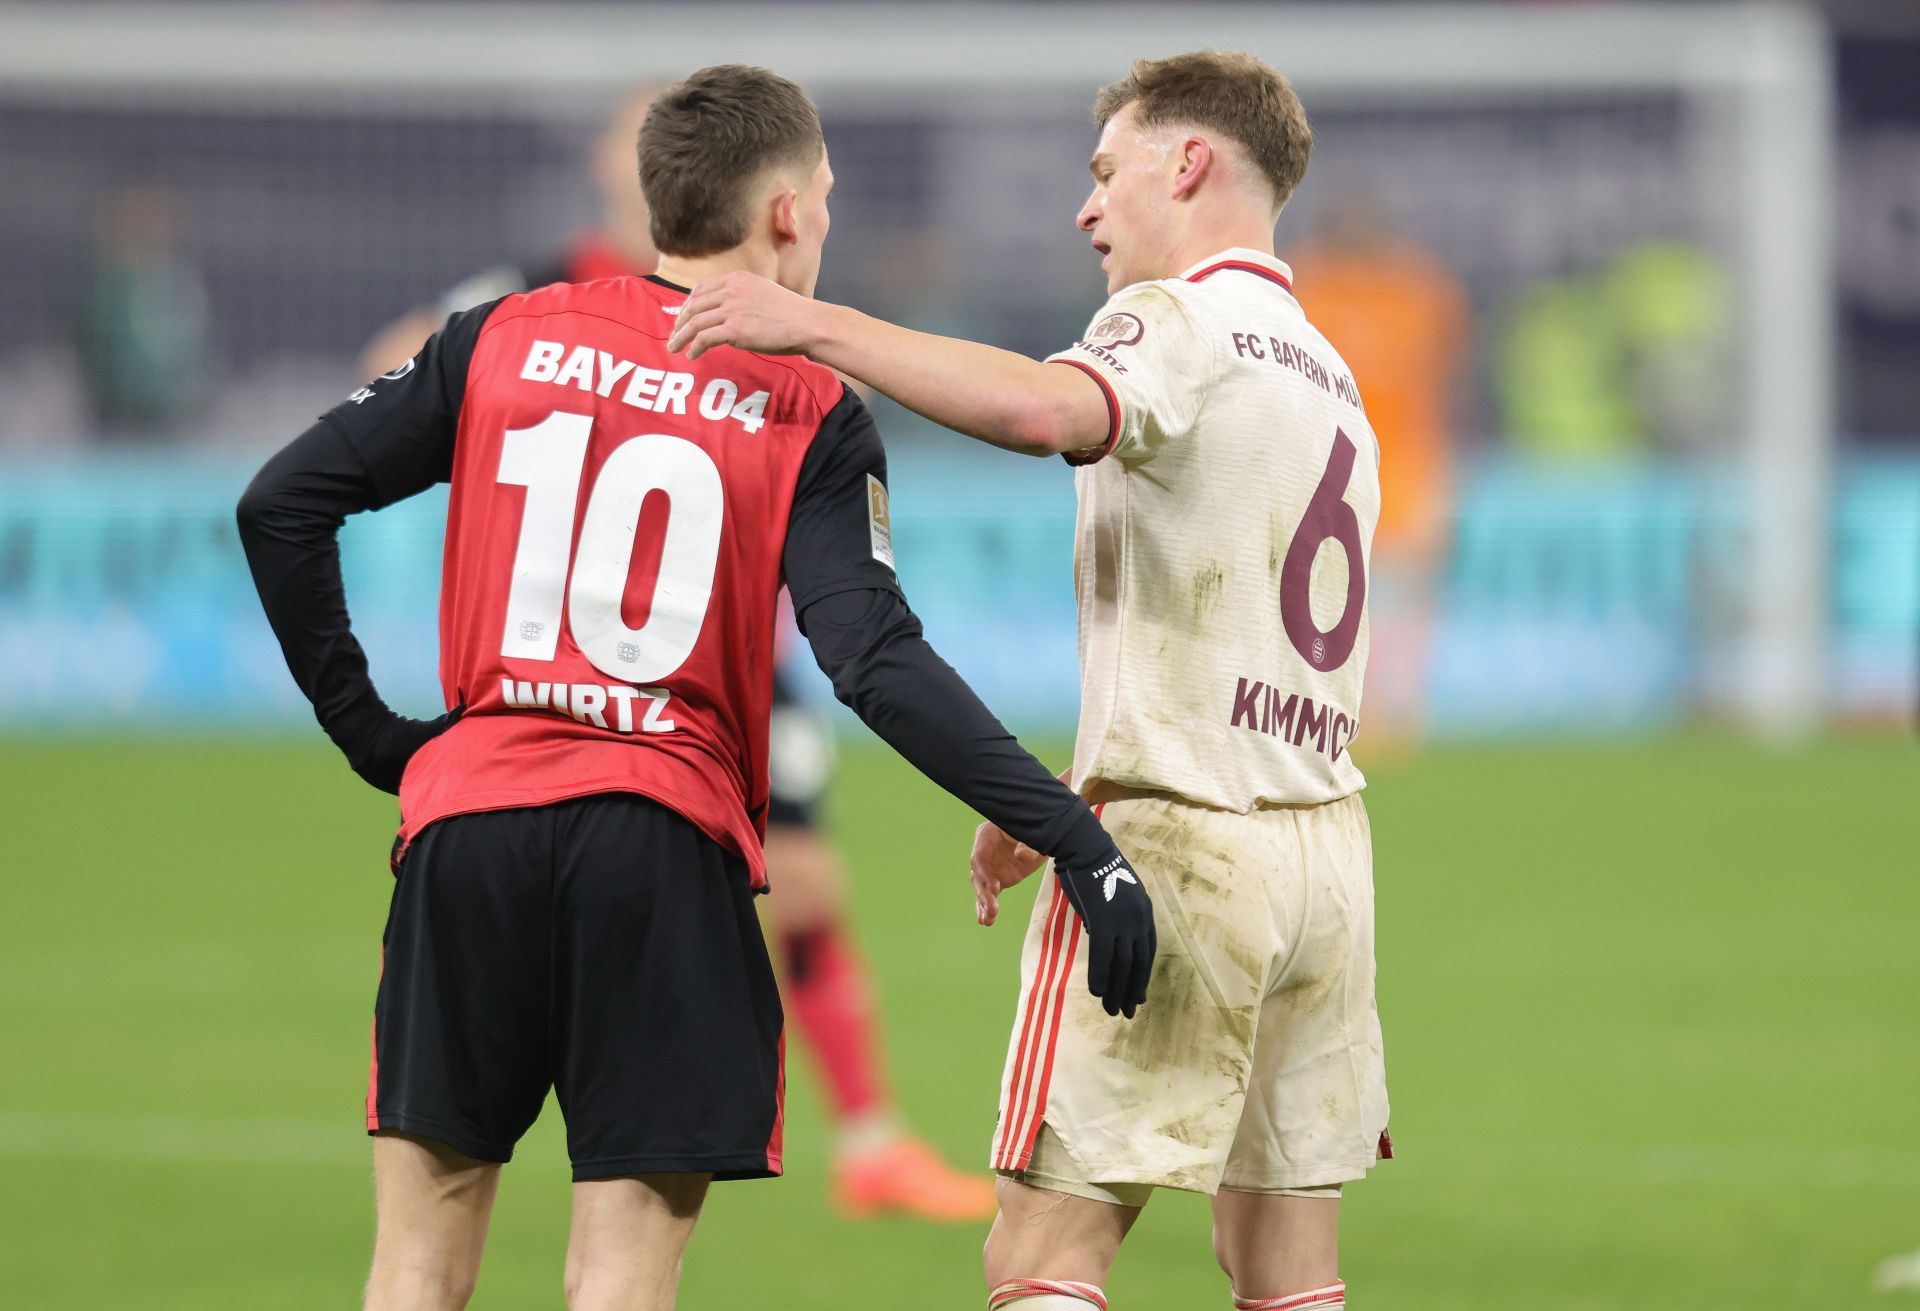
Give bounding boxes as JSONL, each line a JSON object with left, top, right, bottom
{"left": 1076, "top": 193, "right": 1100, "bottom": 232}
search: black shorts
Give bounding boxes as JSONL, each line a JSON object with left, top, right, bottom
{"left": 368, "top": 793, "right": 785, "bottom": 1181}
{"left": 767, "top": 666, "right": 832, "bottom": 830}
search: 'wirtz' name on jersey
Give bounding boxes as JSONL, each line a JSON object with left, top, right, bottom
{"left": 499, "top": 677, "right": 675, "bottom": 734}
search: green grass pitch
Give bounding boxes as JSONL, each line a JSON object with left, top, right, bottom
{"left": 1, "top": 733, "right": 1915, "bottom": 1308}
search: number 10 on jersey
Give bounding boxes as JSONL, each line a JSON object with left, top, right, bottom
{"left": 495, "top": 410, "right": 724, "bottom": 685}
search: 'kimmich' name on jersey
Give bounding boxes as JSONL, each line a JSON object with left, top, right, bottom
{"left": 1229, "top": 676, "right": 1358, "bottom": 763}
{"left": 519, "top": 339, "right": 770, "bottom": 434}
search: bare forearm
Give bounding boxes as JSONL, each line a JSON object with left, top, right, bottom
{"left": 805, "top": 302, "right": 1106, "bottom": 457}
{"left": 668, "top": 271, "right": 1111, "bottom": 455}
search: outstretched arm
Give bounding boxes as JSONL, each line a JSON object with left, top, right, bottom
{"left": 667, "top": 271, "right": 1111, "bottom": 459}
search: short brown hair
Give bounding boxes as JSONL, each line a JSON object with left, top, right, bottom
{"left": 639, "top": 65, "right": 824, "bottom": 257}
{"left": 1093, "top": 51, "right": 1312, "bottom": 210}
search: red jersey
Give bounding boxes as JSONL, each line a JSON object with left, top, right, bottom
{"left": 319, "top": 274, "right": 901, "bottom": 886}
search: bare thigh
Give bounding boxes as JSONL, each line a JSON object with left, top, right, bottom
{"left": 1210, "top": 1187, "right": 1341, "bottom": 1302}
{"left": 982, "top": 1177, "right": 1144, "bottom": 1290}
{"left": 564, "top": 1172, "right": 711, "bottom": 1311}
{"left": 366, "top": 1132, "right": 502, "bottom": 1311}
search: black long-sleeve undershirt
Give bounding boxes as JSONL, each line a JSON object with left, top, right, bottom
{"left": 236, "top": 305, "right": 1108, "bottom": 865}
{"left": 236, "top": 421, "right": 455, "bottom": 790}
{"left": 796, "top": 586, "right": 1112, "bottom": 869}
{"left": 237, "top": 415, "right": 1104, "bottom": 862}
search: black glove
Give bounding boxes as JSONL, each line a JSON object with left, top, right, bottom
{"left": 1051, "top": 812, "right": 1156, "bottom": 1019}
{"left": 330, "top": 704, "right": 464, "bottom": 795}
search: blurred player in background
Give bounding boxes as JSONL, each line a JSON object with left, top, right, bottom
{"left": 1285, "top": 195, "right": 1470, "bottom": 750}
{"left": 673, "top": 50, "right": 1389, "bottom": 1311}
{"left": 239, "top": 65, "right": 1152, "bottom": 1309}
{"left": 78, "top": 183, "right": 212, "bottom": 440}
{"left": 359, "top": 87, "right": 996, "bottom": 1224}
{"left": 357, "top": 89, "right": 661, "bottom": 382}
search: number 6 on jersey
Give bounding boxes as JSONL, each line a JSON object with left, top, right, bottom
{"left": 1280, "top": 428, "right": 1368, "bottom": 673}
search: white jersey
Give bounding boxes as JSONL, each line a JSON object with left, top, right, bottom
{"left": 1046, "top": 248, "right": 1379, "bottom": 810}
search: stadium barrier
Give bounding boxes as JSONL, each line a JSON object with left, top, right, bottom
{"left": 1, "top": 442, "right": 1913, "bottom": 735}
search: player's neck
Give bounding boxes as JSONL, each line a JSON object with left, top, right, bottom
{"left": 1164, "top": 209, "right": 1279, "bottom": 275}
{"left": 654, "top": 246, "right": 780, "bottom": 291}
{"left": 606, "top": 208, "right": 658, "bottom": 272}
{"left": 1172, "top": 232, "right": 1277, "bottom": 273}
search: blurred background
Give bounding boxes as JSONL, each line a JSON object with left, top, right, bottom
{"left": 1, "top": 2, "right": 1915, "bottom": 1309}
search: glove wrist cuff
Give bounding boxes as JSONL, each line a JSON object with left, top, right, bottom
{"left": 1050, "top": 806, "right": 1118, "bottom": 874}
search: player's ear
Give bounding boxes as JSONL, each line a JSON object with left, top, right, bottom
{"left": 1171, "top": 135, "right": 1213, "bottom": 201}
{"left": 770, "top": 185, "right": 801, "bottom": 247}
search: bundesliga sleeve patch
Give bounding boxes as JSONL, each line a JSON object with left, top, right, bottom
{"left": 866, "top": 474, "right": 895, "bottom": 569}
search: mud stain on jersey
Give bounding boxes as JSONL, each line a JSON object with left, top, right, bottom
{"left": 1189, "top": 560, "right": 1226, "bottom": 623}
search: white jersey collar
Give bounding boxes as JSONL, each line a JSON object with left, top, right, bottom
{"left": 1178, "top": 247, "right": 1295, "bottom": 292}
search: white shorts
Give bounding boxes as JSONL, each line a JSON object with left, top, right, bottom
{"left": 990, "top": 791, "right": 1389, "bottom": 1199}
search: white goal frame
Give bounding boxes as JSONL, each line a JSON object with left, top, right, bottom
{"left": 0, "top": 1, "right": 1835, "bottom": 737}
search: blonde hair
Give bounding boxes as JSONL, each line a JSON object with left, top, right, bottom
{"left": 1094, "top": 51, "right": 1312, "bottom": 210}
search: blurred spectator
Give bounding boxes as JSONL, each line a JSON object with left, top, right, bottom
{"left": 1605, "top": 240, "right": 1732, "bottom": 451}
{"left": 1496, "top": 272, "right": 1637, "bottom": 457}
{"left": 1497, "top": 239, "right": 1730, "bottom": 458}
{"left": 357, "top": 87, "right": 659, "bottom": 380}
{"left": 1285, "top": 195, "right": 1472, "bottom": 746}
{"left": 76, "top": 185, "right": 212, "bottom": 440}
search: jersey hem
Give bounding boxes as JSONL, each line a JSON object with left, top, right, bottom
{"left": 1074, "top": 765, "right": 1368, "bottom": 814}
{"left": 402, "top": 777, "right": 765, "bottom": 886}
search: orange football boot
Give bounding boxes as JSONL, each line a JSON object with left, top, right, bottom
{"left": 832, "top": 1134, "right": 998, "bottom": 1222}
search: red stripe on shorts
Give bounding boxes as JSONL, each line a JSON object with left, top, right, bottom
{"left": 996, "top": 882, "right": 1069, "bottom": 1169}
{"left": 995, "top": 803, "right": 1105, "bottom": 1171}
{"left": 1007, "top": 898, "right": 1081, "bottom": 1171}
{"left": 764, "top": 1028, "right": 787, "bottom": 1174}
{"left": 364, "top": 946, "right": 383, "bottom": 1131}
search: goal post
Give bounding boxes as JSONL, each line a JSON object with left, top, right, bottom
{"left": 0, "top": 2, "right": 1836, "bottom": 736}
